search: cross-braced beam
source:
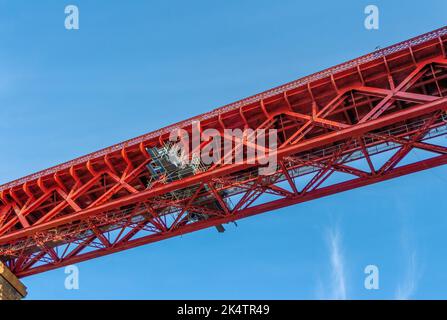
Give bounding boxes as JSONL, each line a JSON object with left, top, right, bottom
{"left": 1, "top": 27, "right": 447, "bottom": 277}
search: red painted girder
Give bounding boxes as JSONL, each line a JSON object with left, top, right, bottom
{"left": 14, "top": 153, "right": 447, "bottom": 278}
{"left": 1, "top": 95, "right": 445, "bottom": 245}
{"left": 1, "top": 27, "right": 447, "bottom": 277}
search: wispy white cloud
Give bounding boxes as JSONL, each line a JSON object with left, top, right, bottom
{"left": 328, "top": 227, "right": 347, "bottom": 300}
{"left": 393, "top": 201, "right": 421, "bottom": 300}
{"left": 395, "top": 251, "right": 418, "bottom": 300}
{"left": 317, "top": 225, "right": 347, "bottom": 300}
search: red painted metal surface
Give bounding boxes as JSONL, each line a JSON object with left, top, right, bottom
{"left": 1, "top": 27, "right": 447, "bottom": 277}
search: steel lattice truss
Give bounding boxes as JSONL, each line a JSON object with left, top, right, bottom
{"left": 1, "top": 27, "right": 447, "bottom": 277}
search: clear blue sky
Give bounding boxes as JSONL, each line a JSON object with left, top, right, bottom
{"left": 0, "top": 0, "right": 446, "bottom": 299}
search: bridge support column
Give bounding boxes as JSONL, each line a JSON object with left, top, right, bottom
{"left": 0, "top": 262, "right": 27, "bottom": 300}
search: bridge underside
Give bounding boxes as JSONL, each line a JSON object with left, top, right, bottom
{"left": 0, "top": 27, "right": 447, "bottom": 278}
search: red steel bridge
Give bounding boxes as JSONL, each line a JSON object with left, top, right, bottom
{"left": 1, "top": 27, "right": 447, "bottom": 278}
